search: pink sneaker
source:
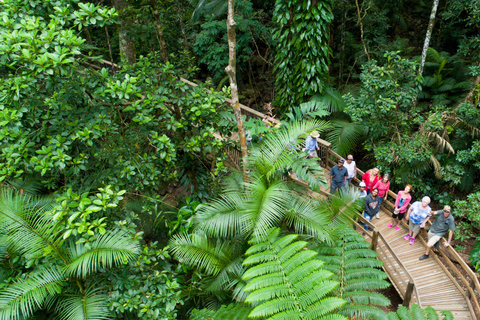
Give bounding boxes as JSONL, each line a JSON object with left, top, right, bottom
{"left": 409, "top": 238, "right": 415, "bottom": 245}
{"left": 387, "top": 224, "right": 393, "bottom": 228}
{"left": 395, "top": 226, "right": 400, "bottom": 231}
{"left": 404, "top": 234, "right": 411, "bottom": 240}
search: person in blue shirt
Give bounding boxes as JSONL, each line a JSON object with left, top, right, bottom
{"left": 329, "top": 159, "right": 348, "bottom": 194}
{"left": 404, "top": 196, "right": 432, "bottom": 245}
{"left": 304, "top": 131, "right": 319, "bottom": 158}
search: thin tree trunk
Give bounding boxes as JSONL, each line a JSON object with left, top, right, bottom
{"left": 225, "top": 0, "right": 248, "bottom": 178}
{"left": 112, "top": 0, "right": 136, "bottom": 65}
{"left": 355, "top": 0, "right": 371, "bottom": 61}
{"left": 151, "top": 0, "right": 169, "bottom": 63}
{"left": 419, "top": 0, "right": 440, "bottom": 77}
{"left": 104, "top": 26, "right": 115, "bottom": 72}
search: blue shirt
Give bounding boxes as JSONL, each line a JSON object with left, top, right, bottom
{"left": 305, "top": 136, "right": 318, "bottom": 152}
{"left": 409, "top": 201, "right": 432, "bottom": 225}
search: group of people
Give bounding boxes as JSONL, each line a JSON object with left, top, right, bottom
{"left": 329, "top": 154, "right": 455, "bottom": 261}
{"left": 305, "top": 130, "right": 455, "bottom": 261}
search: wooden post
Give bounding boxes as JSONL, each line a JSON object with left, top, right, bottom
{"left": 370, "top": 228, "right": 379, "bottom": 251}
{"left": 403, "top": 280, "right": 415, "bottom": 306}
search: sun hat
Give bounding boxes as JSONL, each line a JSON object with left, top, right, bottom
{"left": 310, "top": 131, "right": 320, "bottom": 138}
{"left": 338, "top": 159, "right": 345, "bottom": 163}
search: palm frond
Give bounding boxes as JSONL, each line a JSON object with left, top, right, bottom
{"left": 326, "top": 119, "right": 365, "bottom": 155}
{"left": 195, "top": 192, "right": 246, "bottom": 239}
{"left": 63, "top": 232, "right": 140, "bottom": 278}
{"left": 311, "top": 87, "right": 348, "bottom": 113}
{"left": 56, "top": 287, "right": 110, "bottom": 320}
{"left": 0, "top": 190, "right": 61, "bottom": 260}
{"left": 0, "top": 267, "right": 64, "bottom": 320}
{"left": 169, "top": 232, "right": 237, "bottom": 276}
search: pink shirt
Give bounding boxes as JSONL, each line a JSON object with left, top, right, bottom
{"left": 394, "top": 190, "right": 412, "bottom": 213}
{"left": 373, "top": 180, "right": 390, "bottom": 197}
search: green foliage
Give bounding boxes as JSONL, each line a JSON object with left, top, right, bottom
{"left": 453, "top": 191, "right": 480, "bottom": 229}
{"left": 469, "top": 236, "right": 480, "bottom": 271}
{"left": 343, "top": 52, "right": 453, "bottom": 185}
{"left": 273, "top": 0, "right": 333, "bottom": 110}
{"left": 0, "top": 188, "right": 140, "bottom": 320}
{"left": 418, "top": 48, "right": 471, "bottom": 108}
{"left": 314, "top": 226, "right": 389, "bottom": 320}
{"left": 102, "top": 243, "right": 183, "bottom": 320}
{"left": 242, "top": 228, "right": 347, "bottom": 319}
{"left": 193, "top": 0, "right": 271, "bottom": 83}
{"left": 441, "top": 0, "right": 480, "bottom": 58}
{"left": 387, "top": 304, "right": 453, "bottom": 320}
{"left": 189, "top": 304, "right": 252, "bottom": 320}
{"left": 0, "top": 0, "right": 234, "bottom": 201}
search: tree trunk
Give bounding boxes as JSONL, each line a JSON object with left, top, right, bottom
{"left": 355, "top": 0, "right": 370, "bottom": 61}
{"left": 112, "top": 0, "right": 136, "bottom": 65}
{"left": 419, "top": 0, "right": 440, "bottom": 76}
{"left": 225, "top": 0, "right": 248, "bottom": 178}
{"left": 150, "top": 0, "right": 169, "bottom": 63}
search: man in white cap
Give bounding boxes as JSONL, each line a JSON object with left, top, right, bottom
{"left": 357, "top": 181, "right": 367, "bottom": 199}
{"left": 419, "top": 205, "right": 455, "bottom": 260}
{"left": 304, "top": 131, "right": 320, "bottom": 158}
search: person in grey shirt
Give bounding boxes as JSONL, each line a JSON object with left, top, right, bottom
{"left": 330, "top": 159, "right": 348, "bottom": 194}
{"left": 419, "top": 205, "right": 455, "bottom": 260}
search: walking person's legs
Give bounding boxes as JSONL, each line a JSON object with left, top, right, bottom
{"left": 376, "top": 196, "right": 384, "bottom": 219}
{"left": 420, "top": 231, "right": 442, "bottom": 260}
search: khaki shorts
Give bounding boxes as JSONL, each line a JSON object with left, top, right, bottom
{"left": 427, "top": 230, "right": 442, "bottom": 247}
{"left": 409, "top": 220, "right": 421, "bottom": 234}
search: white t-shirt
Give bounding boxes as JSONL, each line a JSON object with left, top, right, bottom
{"left": 343, "top": 160, "right": 356, "bottom": 178}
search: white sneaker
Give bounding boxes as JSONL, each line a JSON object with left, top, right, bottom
{"left": 376, "top": 213, "right": 380, "bottom": 219}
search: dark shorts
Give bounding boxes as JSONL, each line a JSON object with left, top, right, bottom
{"left": 392, "top": 211, "right": 405, "bottom": 220}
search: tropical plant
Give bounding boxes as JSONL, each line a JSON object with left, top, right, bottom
{"left": 169, "top": 120, "right": 363, "bottom": 308}
{"left": 469, "top": 236, "right": 480, "bottom": 271}
{"left": 273, "top": 0, "right": 333, "bottom": 110}
{"left": 242, "top": 227, "right": 347, "bottom": 319}
{"left": 189, "top": 303, "right": 252, "bottom": 320}
{"left": 314, "top": 225, "right": 390, "bottom": 320}
{"left": 387, "top": 304, "right": 453, "bottom": 320}
{"left": 0, "top": 188, "right": 140, "bottom": 320}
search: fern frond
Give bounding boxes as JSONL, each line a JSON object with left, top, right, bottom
{"left": 242, "top": 228, "right": 347, "bottom": 319}
{"left": 339, "top": 303, "right": 387, "bottom": 320}
{"left": 343, "top": 291, "right": 390, "bottom": 306}
{"left": 189, "top": 303, "right": 252, "bottom": 320}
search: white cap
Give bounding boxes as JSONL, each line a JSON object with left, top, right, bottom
{"left": 359, "top": 182, "right": 366, "bottom": 187}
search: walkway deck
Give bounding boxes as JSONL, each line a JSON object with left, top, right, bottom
{"left": 368, "top": 210, "right": 475, "bottom": 319}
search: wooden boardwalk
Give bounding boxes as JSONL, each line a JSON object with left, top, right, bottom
{"left": 359, "top": 208, "right": 476, "bottom": 319}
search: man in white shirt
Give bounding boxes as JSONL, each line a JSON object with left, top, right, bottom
{"left": 343, "top": 154, "right": 357, "bottom": 188}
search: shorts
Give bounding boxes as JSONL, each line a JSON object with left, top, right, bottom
{"left": 392, "top": 211, "right": 405, "bottom": 220}
{"left": 427, "top": 230, "right": 442, "bottom": 247}
{"left": 408, "top": 220, "right": 421, "bottom": 234}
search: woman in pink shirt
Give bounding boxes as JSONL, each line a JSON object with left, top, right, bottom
{"left": 387, "top": 184, "right": 413, "bottom": 231}
{"left": 362, "top": 167, "right": 380, "bottom": 195}
{"left": 373, "top": 174, "right": 390, "bottom": 219}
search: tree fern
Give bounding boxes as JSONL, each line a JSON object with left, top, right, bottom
{"left": 242, "top": 228, "right": 347, "bottom": 320}
{"left": 189, "top": 304, "right": 252, "bottom": 320}
{"left": 314, "top": 225, "right": 390, "bottom": 320}
{"left": 387, "top": 305, "right": 453, "bottom": 320}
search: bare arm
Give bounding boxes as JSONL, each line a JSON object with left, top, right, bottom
{"left": 405, "top": 207, "right": 412, "bottom": 220}
{"left": 444, "top": 230, "right": 454, "bottom": 247}
{"left": 421, "top": 215, "right": 431, "bottom": 228}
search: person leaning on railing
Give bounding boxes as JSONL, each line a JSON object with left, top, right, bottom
{"left": 387, "top": 184, "right": 412, "bottom": 231}
{"left": 419, "top": 205, "right": 456, "bottom": 261}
